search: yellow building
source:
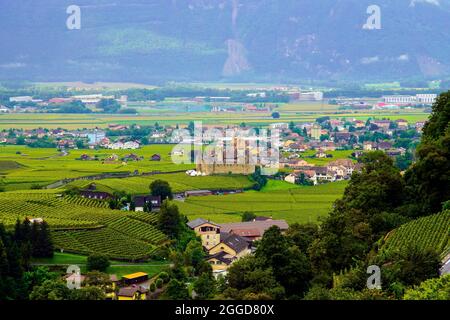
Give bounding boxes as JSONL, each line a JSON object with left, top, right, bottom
{"left": 187, "top": 218, "right": 252, "bottom": 274}
{"left": 206, "top": 252, "right": 235, "bottom": 272}
{"left": 117, "top": 272, "right": 149, "bottom": 300}
{"left": 310, "top": 123, "right": 322, "bottom": 140}
{"left": 187, "top": 218, "right": 221, "bottom": 250}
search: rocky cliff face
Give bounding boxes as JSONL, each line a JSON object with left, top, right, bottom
{"left": 1, "top": 0, "right": 450, "bottom": 83}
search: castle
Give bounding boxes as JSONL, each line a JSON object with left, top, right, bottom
{"left": 195, "top": 137, "right": 259, "bottom": 175}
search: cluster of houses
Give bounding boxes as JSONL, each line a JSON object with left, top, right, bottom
{"left": 187, "top": 217, "right": 289, "bottom": 278}
{"left": 0, "top": 123, "right": 170, "bottom": 149}
{"left": 284, "top": 159, "right": 362, "bottom": 185}
{"left": 78, "top": 153, "right": 161, "bottom": 164}
{"left": 280, "top": 117, "right": 422, "bottom": 157}
{"left": 65, "top": 271, "right": 152, "bottom": 300}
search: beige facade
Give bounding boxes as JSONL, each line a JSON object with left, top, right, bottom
{"left": 192, "top": 222, "right": 221, "bottom": 250}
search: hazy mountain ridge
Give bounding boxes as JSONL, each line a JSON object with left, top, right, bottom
{"left": 1, "top": 0, "right": 450, "bottom": 83}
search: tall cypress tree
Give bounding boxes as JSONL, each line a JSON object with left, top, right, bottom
{"left": 35, "top": 222, "right": 53, "bottom": 258}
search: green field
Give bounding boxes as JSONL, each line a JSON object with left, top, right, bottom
{"left": 177, "top": 180, "right": 348, "bottom": 224}
{"left": 0, "top": 144, "right": 194, "bottom": 191}
{"left": 32, "top": 252, "right": 169, "bottom": 278}
{"left": 0, "top": 106, "right": 430, "bottom": 129}
{"left": 67, "top": 173, "right": 254, "bottom": 195}
{"left": 292, "top": 150, "right": 356, "bottom": 166}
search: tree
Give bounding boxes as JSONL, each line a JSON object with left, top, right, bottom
{"left": 150, "top": 179, "right": 173, "bottom": 200}
{"left": 157, "top": 200, "right": 182, "bottom": 239}
{"left": 164, "top": 279, "right": 189, "bottom": 300}
{"left": 404, "top": 91, "right": 450, "bottom": 216}
{"left": 193, "top": 273, "right": 216, "bottom": 299}
{"left": 70, "top": 286, "right": 106, "bottom": 300}
{"left": 403, "top": 275, "right": 450, "bottom": 300}
{"left": 184, "top": 240, "right": 205, "bottom": 273}
{"left": 255, "top": 226, "right": 312, "bottom": 297}
{"left": 32, "top": 221, "right": 53, "bottom": 258}
{"left": 379, "top": 245, "right": 441, "bottom": 290}
{"left": 22, "top": 266, "right": 59, "bottom": 294}
{"left": 309, "top": 151, "right": 406, "bottom": 275}
{"left": 225, "top": 255, "right": 285, "bottom": 300}
{"left": 84, "top": 271, "right": 112, "bottom": 288}
{"left": 156, "top": 278, "right": 164, "bottom": 289}
{"left": 16, "top": 136, "right": 26, "bottom": 145}
{"left": 157, "top": 272, "right": 170, "bottom": 284}
{"left": 286, "top": 223, "right": 319, "bottom": 253}
{"left": 86, "top": 254, "right": 110, "bottom": 272}
{"left": 29, "top": 279, "right": 71, "bottom": 300}
{"left": 57, "top": 100, "right": 91, "bottom": 114}
{"left": 241, "top": 212, "right": 256, "bottom": 222}
{"left": 97, "top": 99, "right": 121, "bottom": 113}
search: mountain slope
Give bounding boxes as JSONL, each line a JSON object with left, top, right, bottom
{"left": 2, "top": 0, "right": 450, "bottom": 83}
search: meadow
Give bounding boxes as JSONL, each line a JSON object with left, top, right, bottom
{"left": 293, "top": 150, "right": 356, "bottom": 166}
{"left": 176, "top": 180, "right": 348, "bottom": 224}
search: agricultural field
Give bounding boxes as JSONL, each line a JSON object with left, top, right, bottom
{"left": 176, "top": 180, "right": 348, "bottom": 224}
{"left": 0, "top": 106, "right": 430, "bottom": 129}
{"left": 0, "top": 144, "right": 194, "bottom": 191}
{"left": 383, "top": 211, "right": 450, "bottom": 257}
{"left": 0, "top": 190, "right": 167, "bottom": 260}
{"left": 67, "top": 173, "right": 254, "bottom": 195}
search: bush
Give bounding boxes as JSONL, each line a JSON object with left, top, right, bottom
{"left": 156, "top": 278, "right": 164, "bottom": 289}
{"left": 86, "top": 254, "right": 110, "bottom": 272}
{"left": 150, "top": 283, "right": 156, "bottom": 292}
{"left": 158, "top": 272, "right": 170, "bottom": 284}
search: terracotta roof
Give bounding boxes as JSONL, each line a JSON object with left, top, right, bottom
{"left": 228, "top": 228, "right": 260, "bottom": 238}
{"left": 220, "top": 220, "right": 289, "bottom": 238}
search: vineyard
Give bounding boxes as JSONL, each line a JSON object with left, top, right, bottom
{"left": 0, "top": 190, "right": 167, "bottom": 260}
{"left": 51, "top": 228, "right": 156, "bottom": 261}
{"left": 383, "top": 211, "right": 450, "bottom": 256}
{"left": 64, "top": 195, "right": 110, "bottom": 208}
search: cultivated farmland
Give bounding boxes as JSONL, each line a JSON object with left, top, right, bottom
{"left": 176, "top": 180, "right": 348, "bottom": 224}
{"left": 0, "top": 190, "right": 167, "bottom": 260}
